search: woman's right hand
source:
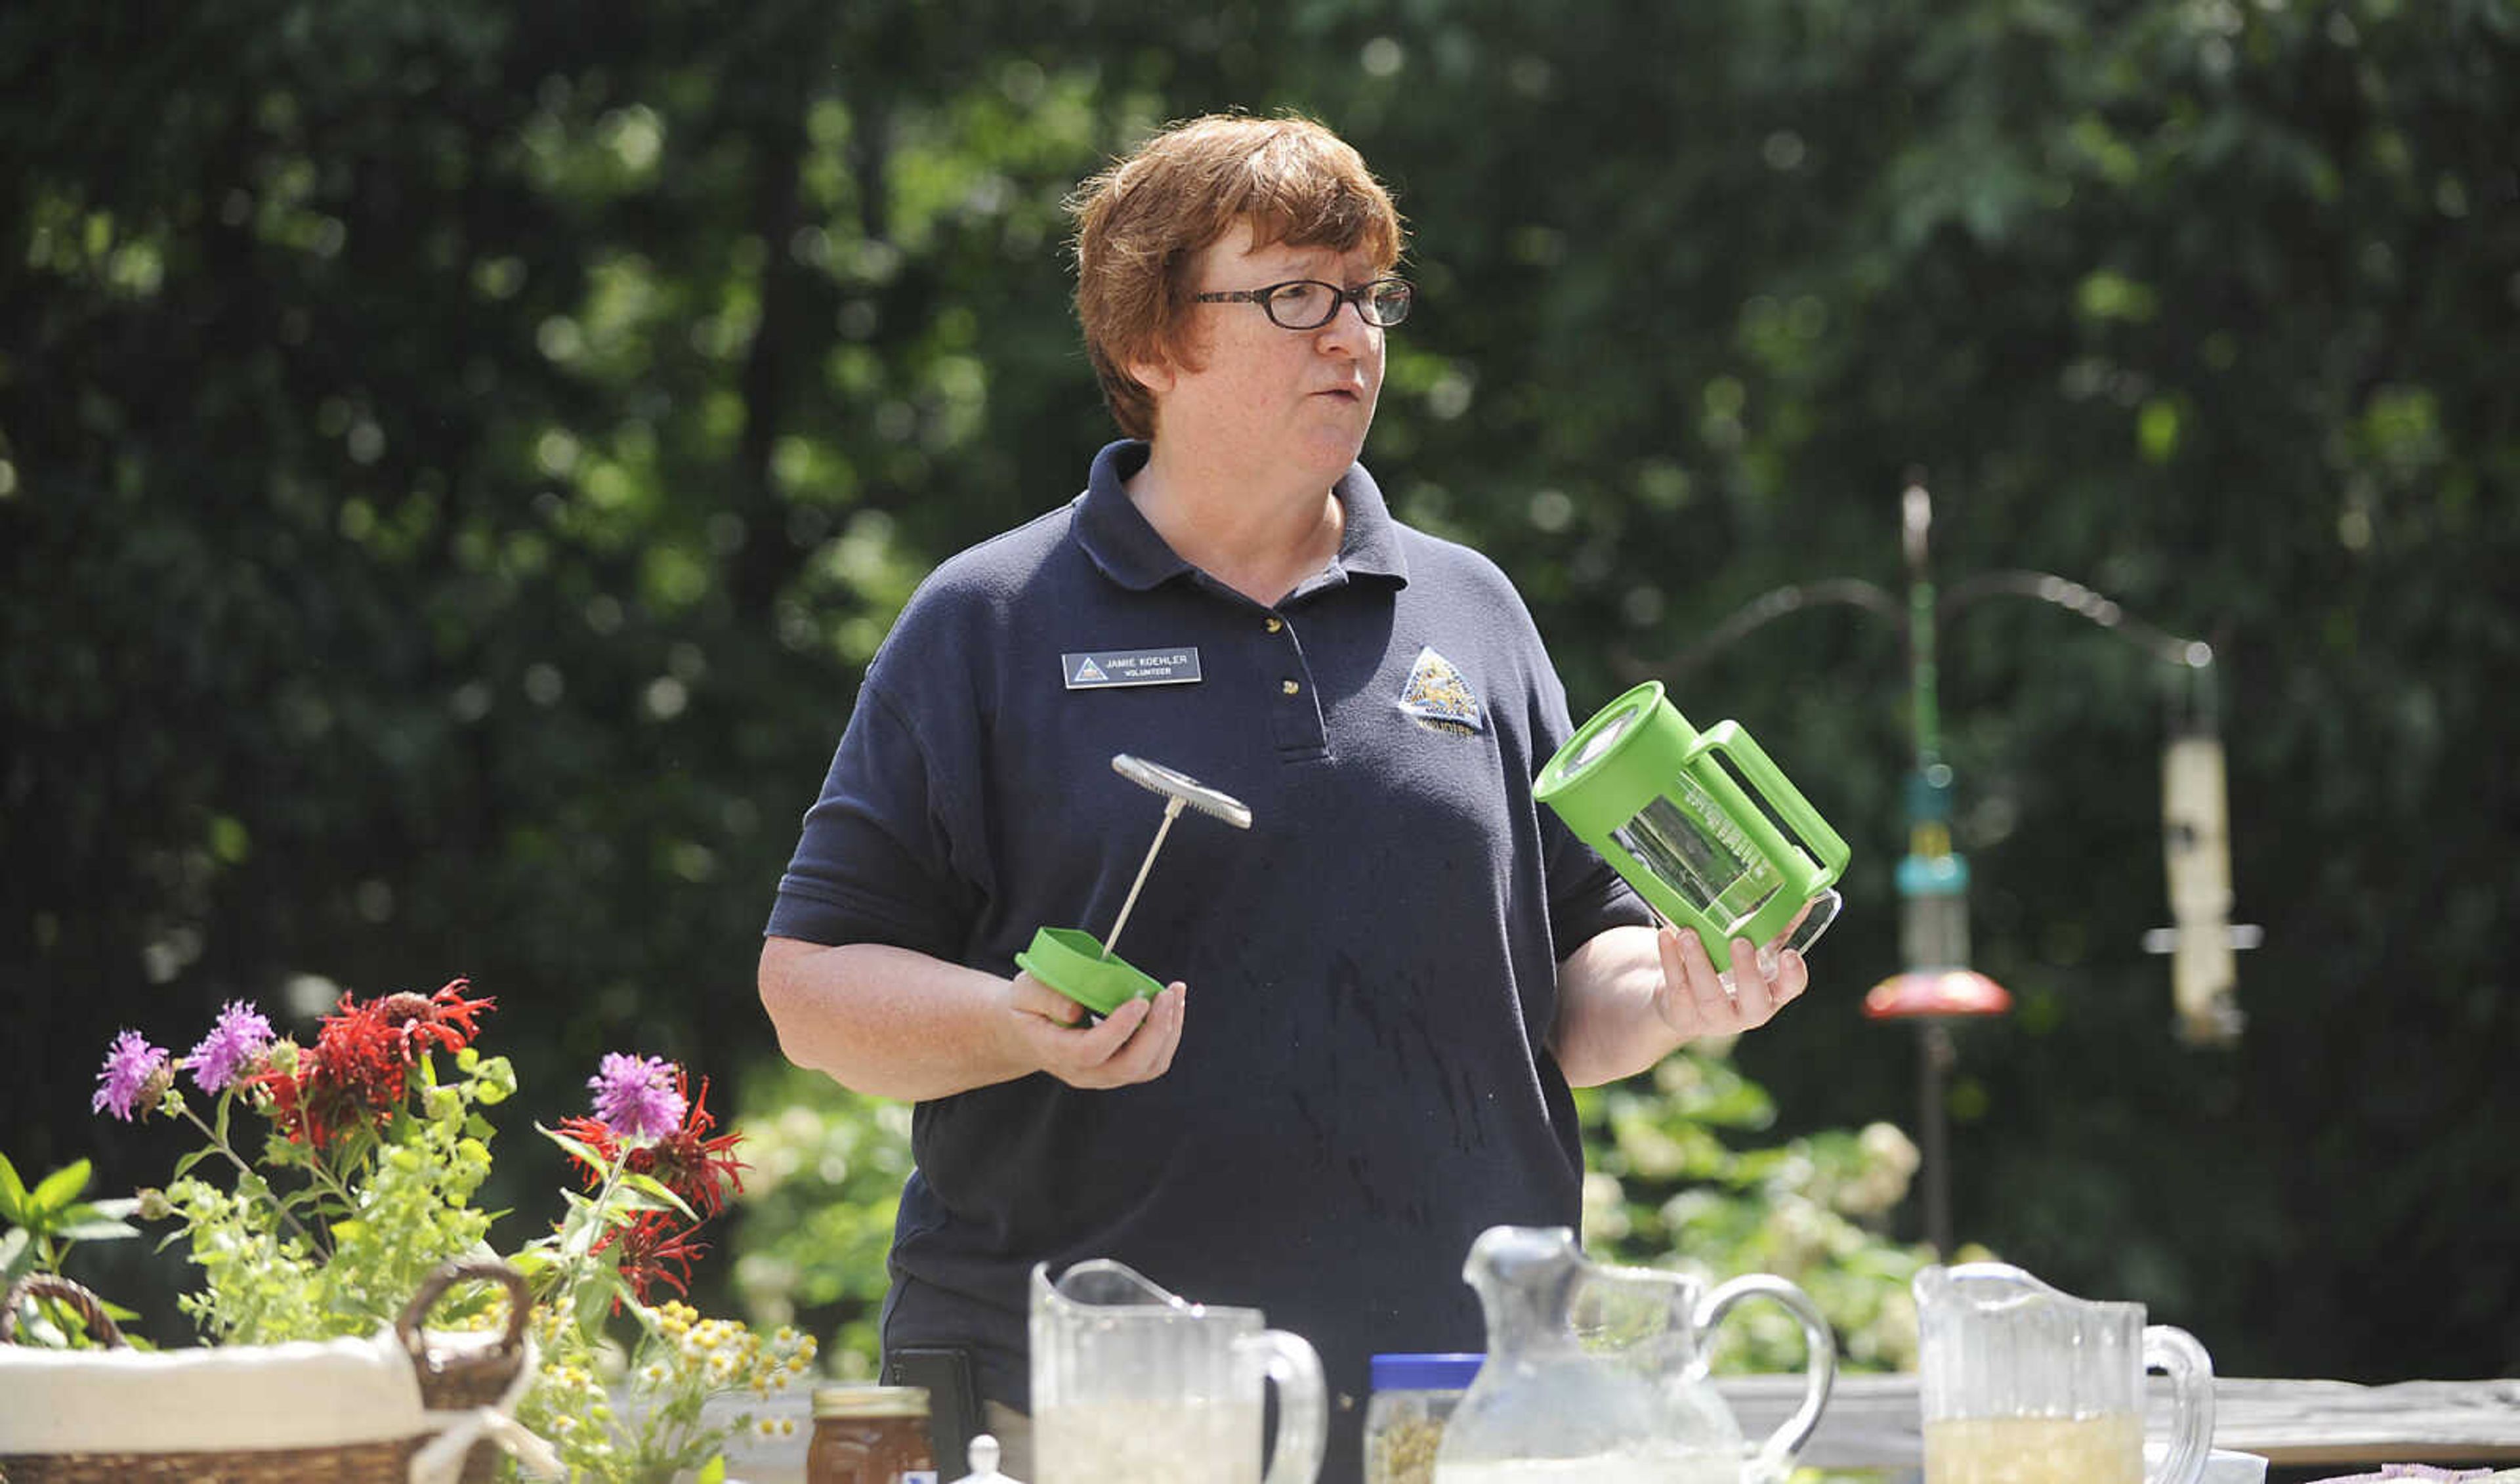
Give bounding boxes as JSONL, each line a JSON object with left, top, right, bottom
{"left": 1008, "top": 974, "right": 1186, "bottom": 1089}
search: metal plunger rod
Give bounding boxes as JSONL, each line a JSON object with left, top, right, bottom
{"left": 1102, "top": 796, "right": 1185, "bottom": 958}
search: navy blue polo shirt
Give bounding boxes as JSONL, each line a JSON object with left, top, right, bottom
{"left": 768, "top": 440, "right": 1647, "bottom": 1478}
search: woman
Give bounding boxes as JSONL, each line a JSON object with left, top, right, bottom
{"left": 760, "top": 112, "right": 1808, "bottom": 1484}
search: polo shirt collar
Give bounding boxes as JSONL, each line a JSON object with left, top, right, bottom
{"left": 1073, "top": 439, "right": 1411, "bottom": 593}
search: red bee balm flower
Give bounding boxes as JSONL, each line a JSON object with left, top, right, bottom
{"left": 603, "top": 1211, "right": 710, "bottom": 1304}
{"left": 371, "top": 979, "right": 494, "bottom": 1057}
{"left": 258, "top": 979, "right": 496, "bottom": 1148}
{"left": 552, "top": 1059, "right": 749, "bottom": 1313}
{"left": 631, "top": 1075, "right": 747, "bottom": 1219}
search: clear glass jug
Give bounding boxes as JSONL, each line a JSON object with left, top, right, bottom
{"left": 1537, "top": 682, "right": 1847, "bottom": 978}
{"left": 1914, "top": 1262, "right": 2215, "bottom": 1484}
{"left": 1029, "top": 1258, "right": 1326, "bottom": 1484}
{"left": 1434, "top": 1226, "right": 1835, "bottom": 1484}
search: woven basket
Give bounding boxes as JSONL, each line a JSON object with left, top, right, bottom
{"left": 0, "top": 1259, "right": 532, "bottom": 1484}
{"left": 398, "top": 1258, "right": 532, "bottom": 1484}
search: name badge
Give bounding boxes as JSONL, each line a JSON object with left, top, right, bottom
{"left": 1064, "top": 647, "right": 1203, "bottom": 689}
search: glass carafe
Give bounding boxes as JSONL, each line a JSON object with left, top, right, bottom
{"left": 1537, "top": 682, "right": 1847, "bottom": 977}
{"left": 1029, "top": 1258, "right": 1325, "bottom": 1484}
{"left": 1434, "top": 1225, "right": 1834, "bottom": 1484}
{"left": 1914, "top": 1262, "right": 2214, "bottom": 1484}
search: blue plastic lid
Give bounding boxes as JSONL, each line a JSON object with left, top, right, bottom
{"left": 1370, "top": 1352, "right": 1483, "bottom": 1391}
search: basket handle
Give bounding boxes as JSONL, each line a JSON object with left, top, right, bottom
{"left": 1, "top": 1273, "right": 129, "bottom": 1348}
{"left": 395, "top": 1256, "right": 530, "bottom": 1369}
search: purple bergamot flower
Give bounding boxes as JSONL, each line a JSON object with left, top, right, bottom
{"left": 93, "top": 1030, "right": 173, "bottom": 1121}
{"left": 588, "top": 1053, "right": 687, "bottom": 1139}
{"left": 186, "top": 1000, "right": 275, "bottom": 1094}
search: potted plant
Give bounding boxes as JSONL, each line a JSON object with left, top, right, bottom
{"left": 3, "top": 979, "right": 813, "bottom": 1483}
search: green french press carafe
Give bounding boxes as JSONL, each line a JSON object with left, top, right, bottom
{"left": 1537, "top": 681, "right": 1847, "bottom": 974}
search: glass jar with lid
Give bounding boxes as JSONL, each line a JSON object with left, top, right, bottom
{"left": 1363, "top": 1353, "right": 1482, "bottom": 1484}
{"left": 807, "top": 1382, "right": 939, "bottom": 1484}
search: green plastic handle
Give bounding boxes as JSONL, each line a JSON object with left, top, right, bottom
{"left": 1689, "top": 722, "right": 1851, "bottom": 876}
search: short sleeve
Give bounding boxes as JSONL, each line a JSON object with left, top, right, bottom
{"left": 764, "top": 671, "right": 983, "bottom": 958}
{"left": 1528, "top": 651, "right": 1653, "bottom": 955}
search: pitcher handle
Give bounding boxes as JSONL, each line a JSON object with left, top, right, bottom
{"left": 1241, "top": 1326, "right": 1327, "bottom": 1484}
{"left": 1693, "top": 722, "right": 1851, "bottom": 873}
{"left": 1697, "top": 1273, "right": 1838, "bottom": 1478}
{"left": 2143, "top": 1323, "right": 2216, "bottom": 1484}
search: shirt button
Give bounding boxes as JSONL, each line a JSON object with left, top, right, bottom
{"left": 1280, "top": 679, "right": 1301, "bottom": 696}
{"left": 1264, "top": 616, "right": 1284, "bottom": 633}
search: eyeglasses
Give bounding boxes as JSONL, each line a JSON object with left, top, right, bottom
{"left": 1192, "top": 277, "right": 1414, "bottom": 330}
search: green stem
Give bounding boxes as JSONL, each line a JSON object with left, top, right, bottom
{"left": 549, "top": 1160, "right": 634, "bottom": 1343}
{"left": 300, "top": 1147, "right": 365, "bottom": 1232}
{"left": 176, "top": 1101, "right": 324, "bottom": 1256}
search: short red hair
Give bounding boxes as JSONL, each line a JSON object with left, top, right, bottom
{"left": 1068, "top": 113, "right": 1406, "bottom": 439}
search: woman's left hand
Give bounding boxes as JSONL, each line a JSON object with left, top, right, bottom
{"left": 1648, "top": 922, "right": 1808, "bottom": 1040}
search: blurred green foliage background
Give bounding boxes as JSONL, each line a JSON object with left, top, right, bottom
{"left": 4, "top": 0, "right": 2513, "bottom": 1392}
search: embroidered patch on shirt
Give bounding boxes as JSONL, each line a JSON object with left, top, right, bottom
{"left": 1063, "top": 647, "right": 1203, "bottom": 689}
{"left": 1397, "top": 645, "right": 1484, "bottom": 736}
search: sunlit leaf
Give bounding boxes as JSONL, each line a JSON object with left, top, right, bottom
{"left": 27, "top": 1160, "right": 93, "bottom": 1220}
{"left": 538, "top": 1123, "right": 612, "bottom": 1177}
{"left": 616, "top": 1173, "right": 698, "bottom": 1221}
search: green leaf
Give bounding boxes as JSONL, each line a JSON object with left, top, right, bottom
{"left": 54, "top": 1223, "right": 141, "bottom": 1248}
{"left": 2137, "top": 397, "right": 2181, "bottom": 463}
{"left": 616, "top": 1173, "right": 698, "bottom": 1221}
{"left": 28, "top": 1159, "right": 93, "bottom": 1219}
{"left": 1, "top": 1226, "right": 30, "bottom": 1281}
{"left": 54, "top": 1216, "right": 142, "bottom": 1244}
{"left": 558, "top": 1207, "right": 602, "bottom": 1260}
{"left": 570, "top": 1265, "right": 624, "bottom": 1333}
{"left": 537, "top": 1122, "right": 612, "bottom": 1176}
{"left": 470, "top": 1055, "right": 516, "bottom": 1105}
{"left": 0, "top": 1151, "right": 28, "bottom": 1221}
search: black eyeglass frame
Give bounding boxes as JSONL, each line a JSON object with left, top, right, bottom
{"left": 1190, "top": 276, "right": 1414, "bottom": 330}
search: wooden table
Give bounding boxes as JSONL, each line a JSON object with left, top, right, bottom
{"left": 707, "top": 1372, "right": 2520, "bottom": 1481}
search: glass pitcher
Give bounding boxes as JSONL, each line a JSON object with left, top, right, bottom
{"left": 1435, "top": 1225, "right": 1835, "bottom": 1484}
{"left": 1029, "top": 1258, "right": 1325, "bottom": 1484}
{"left": 1536, "top": 682, "right": 1847, "bottom": 977}
{"left": 1914, "top": 1263, "right": 2215, "bottom": 1484}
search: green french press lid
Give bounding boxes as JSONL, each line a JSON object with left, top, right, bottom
{"left": 1015, "top": 925, "right": 1166, "bottom": 1017}
{"left": 1535, "top": 681, "right": 1698, "bottom": 837}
